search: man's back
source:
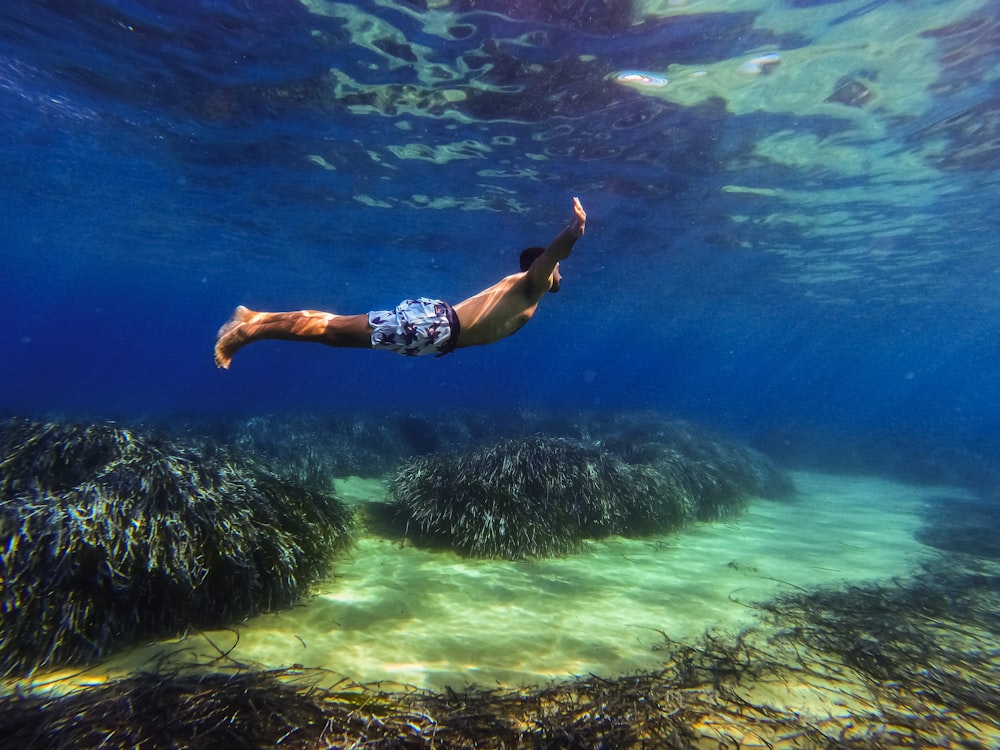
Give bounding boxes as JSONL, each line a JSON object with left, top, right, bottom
{"left": 453, "top": 272, "right": 543, "bottom": 348}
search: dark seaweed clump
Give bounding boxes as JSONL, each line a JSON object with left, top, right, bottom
{"left": 0, "top": 418, "right": 353, "bottom": 678}
{"left": 3, "top": 559, "right": 996, "bottom": 748}
{"left": 388, "top": 437, "right": 673, "bottom": 558}
{"left": 387, "top": 430, "right": 788, "bottom": 559}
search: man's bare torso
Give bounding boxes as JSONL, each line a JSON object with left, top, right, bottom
{"left": 453, "top": 272, "right": 544, "bottom": 348}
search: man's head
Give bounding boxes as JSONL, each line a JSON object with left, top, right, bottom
{"left": 519, "top": 247, "right": 562, "bottom": 292}
{"left": 519, "top": 246, "right": 544, "bottom": 272}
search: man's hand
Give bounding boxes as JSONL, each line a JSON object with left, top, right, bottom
{"left": 569, "top": 196, "right": 586, "bottom": 237}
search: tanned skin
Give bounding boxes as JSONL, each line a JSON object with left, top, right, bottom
{"left": 214, "top": 197, "right": 587, "bottom": 369}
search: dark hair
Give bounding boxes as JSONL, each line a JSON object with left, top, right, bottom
{"left": 519, "top": 247, "right": 546, "bottom": 272}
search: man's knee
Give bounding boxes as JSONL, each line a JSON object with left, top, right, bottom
{"left": 326, "top": 315, "right": 372, "bottom": 348}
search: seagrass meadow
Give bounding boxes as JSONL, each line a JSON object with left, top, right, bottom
{"left": 1, "top": 411, "right": 998, "bottom": 749}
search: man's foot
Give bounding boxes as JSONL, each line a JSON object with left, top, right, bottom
{"left": 214, "top": 305, "right": 257, "bottom": 369}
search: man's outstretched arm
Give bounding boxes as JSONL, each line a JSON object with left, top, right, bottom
{"left": 525, "top": 197, "right": 587, "bottom": 289}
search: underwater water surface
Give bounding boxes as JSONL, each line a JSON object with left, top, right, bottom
{"left": 0, "top": 0, "right": 997, "bottom": 441}
{"left": 2, "top": 0, "right": 1000, "bottom": 746}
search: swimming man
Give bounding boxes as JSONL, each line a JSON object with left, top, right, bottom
{"left": 214, "top": 197, "right": 586, "bottom": 368}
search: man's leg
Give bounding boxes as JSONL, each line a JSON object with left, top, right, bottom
{"left": 214, "top": 306, "right": 372, "bottom": 369}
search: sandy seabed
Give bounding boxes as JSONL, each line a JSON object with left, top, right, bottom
{"left": 87, "top": 470, "right": 954, "bottom": 692}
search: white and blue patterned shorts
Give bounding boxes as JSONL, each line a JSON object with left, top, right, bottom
{"left": 369, "top": 298, "right": 460, "bottom": 357}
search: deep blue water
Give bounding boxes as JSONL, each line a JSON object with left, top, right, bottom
{"left": 2, "top": 0, "right": 999, "bottom": 477}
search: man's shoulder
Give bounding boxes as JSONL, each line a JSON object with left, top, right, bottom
{"left": 501, "top": 271, "right": 540, "bottom": 298}
{"left": 484, "top": 272, "right": 528, "bottom": 295}
{"left": 456, "top": 272, "right": 531, "bottom": 309}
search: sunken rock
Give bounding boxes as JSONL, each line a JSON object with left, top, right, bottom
{"left": 0, "top": 418, "right": 353, "bottom": 677}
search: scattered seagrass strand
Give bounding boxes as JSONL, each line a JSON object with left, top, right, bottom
{"left": 5, "top": 560, "right": 996, "bottom": 750}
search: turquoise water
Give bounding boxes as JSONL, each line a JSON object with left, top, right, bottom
{"left": 2, "top": 0, "right": 998, "bottom": 457}
{"left": 2, "top": 1, "right": 1000, "bottom": 744}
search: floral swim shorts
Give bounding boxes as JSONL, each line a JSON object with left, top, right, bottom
{"left": 368, "top": 298, "right": 460, "bottom": 357}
